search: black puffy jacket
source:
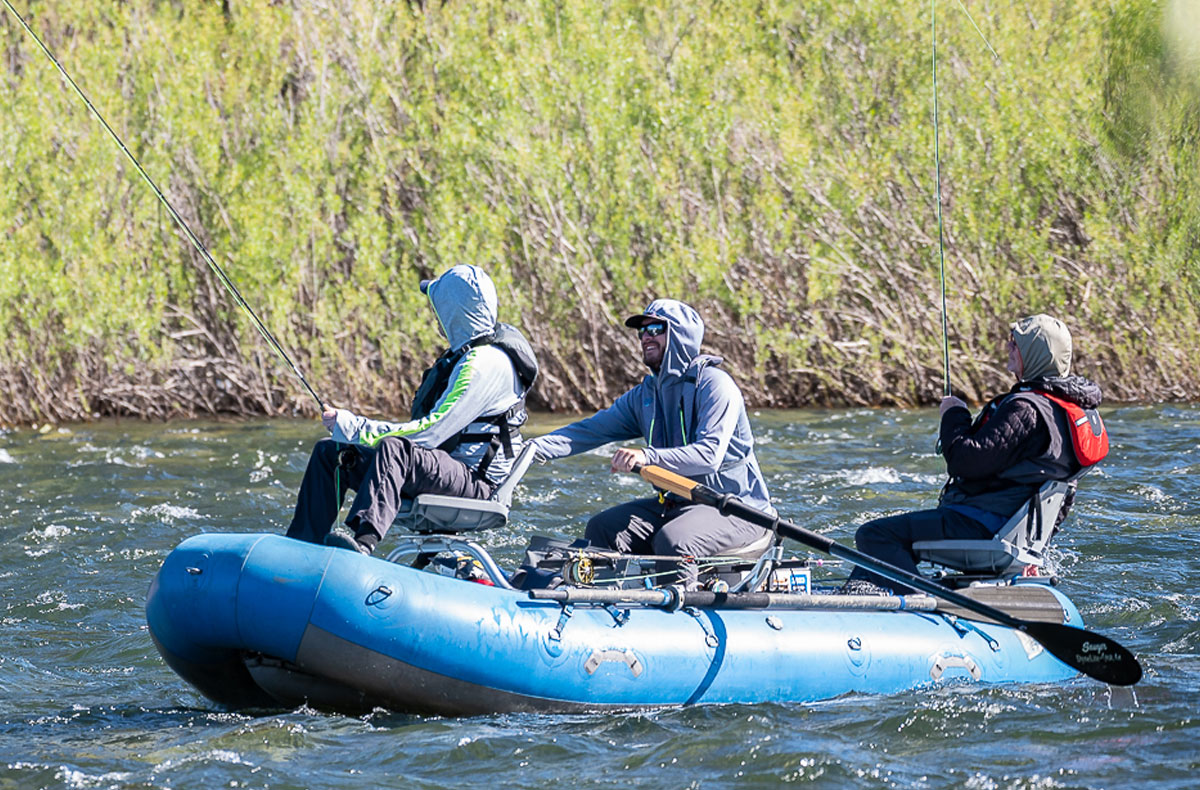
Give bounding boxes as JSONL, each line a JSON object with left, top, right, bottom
{"left": 938, "top": 375, "right": 1102, "bottom": 519}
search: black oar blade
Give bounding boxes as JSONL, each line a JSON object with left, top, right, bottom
{"left": 1023, "top": 621, "right": 1143, "bottom": 686}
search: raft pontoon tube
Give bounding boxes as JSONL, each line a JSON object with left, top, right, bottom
{"left": 146, "top": 533, "right": 1082, "bottom": 715}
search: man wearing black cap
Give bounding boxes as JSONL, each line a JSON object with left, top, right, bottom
{"left": 285, "top": 264, "right": 538, "bottom": 554}
{"left": 528, "top": 298, "right": 773, "bottom": 589}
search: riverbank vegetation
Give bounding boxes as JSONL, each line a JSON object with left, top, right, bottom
{"left": 2, "top": 0, "right": 1198, "bottom": 425}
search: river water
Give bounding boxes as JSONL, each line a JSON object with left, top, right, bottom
{"left": 0, "top": 406, "right": 1196, "bottom": 789}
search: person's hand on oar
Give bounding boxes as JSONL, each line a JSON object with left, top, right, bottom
{"left": 610, "top": 447, "right": 646, "bottom": 474}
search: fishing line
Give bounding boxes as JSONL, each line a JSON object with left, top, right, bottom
{"left": 930, "top": 0, "right": 1123, "bottom": 399}
{"left": 2, "top": 0, "right": 325, "bottom": 412}
{"left": 951, "top": 0, "right": 1001, "bottom": 61}
{"left": 931, "top": 0, "right": 952, "bottom": 398}
{"left": 949, "top": 0, "right": 1128, "bottom": 151}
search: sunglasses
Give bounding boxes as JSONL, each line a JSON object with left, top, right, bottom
{"left": 637, "top": 322, "right": 668, "bottom": 338}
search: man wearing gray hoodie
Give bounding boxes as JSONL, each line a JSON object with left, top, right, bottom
{"left": 286, "top": 264, "right": 537, "bottom": 554}
{"left": 529, "top": 299, "right": 773, "bottom": 588}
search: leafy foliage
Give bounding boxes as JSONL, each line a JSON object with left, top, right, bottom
{"left": 1, "top": 0, "right": 1197, "bottom": 424}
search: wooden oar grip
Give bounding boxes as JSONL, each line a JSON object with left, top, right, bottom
{"left": 636, "top": 464, "right": 698, "bottom": 500}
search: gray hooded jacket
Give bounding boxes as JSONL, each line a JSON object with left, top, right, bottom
{"left": 530, "top": 299, "right": 774, "bottom": 514}
{"left": 328, "top": 265, "right": 527, "bottom": 483}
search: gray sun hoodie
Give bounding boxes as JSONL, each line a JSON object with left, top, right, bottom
{"left": 327, "top": 264, "right": 526, "bottom": 483}
{"left": 530, "top": 299, "right": 774, "bottom": 513}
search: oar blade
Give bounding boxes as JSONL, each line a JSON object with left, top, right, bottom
{"left": 1022, "top": 621, "right": 1143, "bottom": 686}
{"left": 933, "top": 583, "right": 1066, "bottom": 625}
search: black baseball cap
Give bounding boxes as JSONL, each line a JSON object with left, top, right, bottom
{"left": 623, "top": 308, "right": 670, "bottom": 328}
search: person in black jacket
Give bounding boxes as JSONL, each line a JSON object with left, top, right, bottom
{"left": 843, "top": 314, "right": 1102, "bottom": 594}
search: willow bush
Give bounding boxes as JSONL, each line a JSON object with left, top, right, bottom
{"left": 1, "top": 0, "right": 1197, "bottom": 425}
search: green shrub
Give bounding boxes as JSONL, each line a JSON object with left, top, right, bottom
{"left": 1, "top": 0, "right": 1196, "bottom": 424}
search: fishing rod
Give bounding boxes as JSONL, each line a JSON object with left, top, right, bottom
{"left": 931, "top": 0, "right": 952, "bottom": 399}
{"left": 927, "top": 0, "right": 1044, "bottom": 400}
{"left": 2, "top": 0, "right": 325, "bottom": 412}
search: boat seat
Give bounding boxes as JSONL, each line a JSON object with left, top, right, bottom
{"left": 392, "top": 442, "right": 538, "bottom": 534}
{"left": 723, "top": 529, "right": 776, "bottom": 561}
{"left": 913, "top": 471, "right": 1086, "bottom": 576}
{"left": 709, "top": 528, "right": 780, "bottom": 592}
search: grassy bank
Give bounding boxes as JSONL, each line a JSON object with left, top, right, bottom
{"left": 2, "top": 0, "right": 1198, "bottom": 426}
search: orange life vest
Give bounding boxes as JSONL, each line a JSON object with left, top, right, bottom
{"left": 1031, "top": 390, "right": 1109, "bottom": 466}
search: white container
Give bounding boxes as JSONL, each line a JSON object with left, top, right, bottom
{"left": 768, "top": 566, "right": 811, "bottom": 594}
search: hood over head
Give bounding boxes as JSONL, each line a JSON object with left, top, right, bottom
{"left": 624, "top": 299, "right": 704, "bottom": 379}
{"left": 1012, "top": 314, "right": 1072, "bottom": 381}
{"left": 421, "top": 265, "right": 499, "bottom": 351}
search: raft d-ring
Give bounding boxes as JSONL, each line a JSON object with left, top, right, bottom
{"left": 365, "top": 586, "right": 393, "bottom": 607}
{"left": 684, "top": 606, "right": 720, "bottom": 648}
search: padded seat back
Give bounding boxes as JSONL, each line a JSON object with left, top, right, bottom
{"left": 913, "top": 472, "right": 1084, "bottom": 575}
{"left": 394, "top": 442, "right": 538, "bottom": 534}
{"left": 709, "top": 528, "right": 780, "bottom": 592}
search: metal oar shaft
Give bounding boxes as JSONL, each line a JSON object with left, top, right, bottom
{"left": 530, "top": 587, "right": 938, "bottom": 612}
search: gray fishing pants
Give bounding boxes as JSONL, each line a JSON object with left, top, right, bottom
{"left": 286, "top": 436, "right": 494, "bottom": 547}
{"left": 584, "top": 496, "right": 769, "bottom": 590}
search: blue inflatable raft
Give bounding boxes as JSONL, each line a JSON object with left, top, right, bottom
{"left": 146, "top": 533, "right": 1084, "bottom": 715}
